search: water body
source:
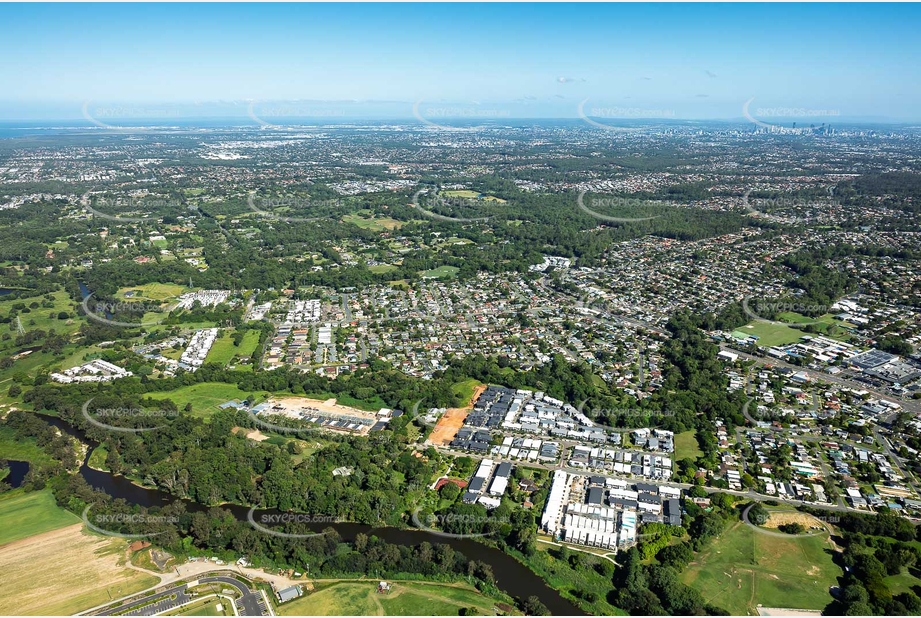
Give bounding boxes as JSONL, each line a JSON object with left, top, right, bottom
{"left": 41, "top": 415, "right": 584, "bottom": 615}
{"left": 5, "top": 460, "right": 30, "bottom": 488}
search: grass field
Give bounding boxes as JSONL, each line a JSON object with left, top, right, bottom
{"left": 0, "top": 523, "right": 159, "bottom": 615}
{"left": 738, "top": 321, "right": 806, "bottom": 347}
{"left": 117, "top": 282, "right": 186, "bottom": 301}
{"left": 278, "top": 581, "right": 508, "bottom": 616}
{"left": 681, "top": 521, "right": 840, "bottom": 615}
{"left": 0, "top": 290, "right": 83, "bottom": 357}
{"left": 342, "top": 213, "right": 403, "bottom": 231}
{"left": 205, "top": 330, "right": 261, "bottom": 367}
{"left": 145, "top": 382, "right": 256, "bottom": 419}
{"left": 451, "top": 378, "right": 483, "bottom": 406}
{"left": 442, "top": 190, "right": 506, "bottom": 203}
{"left": 369, "top": 264, "right": 398, "bottom": 274}
{"left": 420, "top": 266, "right": 459, "bottom": 279}
{"left": 674, "top": 430, "right": 703, "bottom": 462}
{"left": 884, "top": 568, "right": 921, "bottom": 596}
{"left": 0, "top": 426, "right": 56, "bottom": 467}
{"left": 0, "top": 488, "right": 81, "bottom": 545}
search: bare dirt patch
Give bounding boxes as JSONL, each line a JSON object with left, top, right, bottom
{"left": 428, "top": 385, "right": 486, "bottom": 446}
{"left": 763, "top": 511, "right": 827, "bottom": 531}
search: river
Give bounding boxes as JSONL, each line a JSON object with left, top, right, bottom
{"left": 4, "top": 460, "right": 30, "bottom": 488}
{"left": 41, "top": 415, "right": 585, "bottom": 615}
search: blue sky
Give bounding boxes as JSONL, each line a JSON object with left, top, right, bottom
{"left": 1, "top": 3, "right": 919, "bottom": 121}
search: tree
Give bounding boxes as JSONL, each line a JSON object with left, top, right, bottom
{"left": 748, "top": 503, "right": 769, "bottom": 526}
{"left": 522, "top": 596, "right": 550, "bottom": 616}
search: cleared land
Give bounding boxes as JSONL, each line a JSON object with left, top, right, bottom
{"left": 442, "top": 190, "right": 506, "bottom": 203}
{"left": 278, "top": 581, "right": 506, "bottom": 616}
{"left": 0, "top": 523, "right": 159, "bottom": 615}
{"left": 0, "top": 488, "right": 81, "bottom": 545}
{"left": 762, "top": 510, "right": 828, "bottom": 531}
{"left": 118, "top": 282, "right": 186, "bottom": 301}
{"left": 428, "top": 384, "right": 486, "bottom": 446}
{"left": 205, "top": 330, "right": 261, "bottom": 367}
{"left": 674, "top": 430, "right": 703, "bottom": 461}
{"left": 146, "top": 382, "right": 255, "bottom": 418}
{"left": 681, "top": 521, "right": 840, "bottom": 615}
{"left": 342, "top": 213, "right": 403, "bottom": 231}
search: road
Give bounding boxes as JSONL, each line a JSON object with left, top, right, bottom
{"left": 98, "top": 575, "right": 270, "bottom": 617}
{"left": 432, "top": 443, "right": 869, "bottom": 516}
{"left": 722, "top": 344, "right": 921, "bottom": 415}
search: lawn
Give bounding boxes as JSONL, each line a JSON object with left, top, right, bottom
{"left": 278, "top": 581, "right": 508, "bottom": 616}
{"left": 738, "top": 321, "right": 806, "bottom": 347}
{"left": 0, "top": 488, "right": 81, "bottom": 545}
{"left": 884, "top": 568, "right": 921, "bottom": 596}
{"left": 420, "top": 266, "right": 459, "bottom": 279}
{"left": 205, "top": 330, "right": 261, "bottom": 367}
{"left": 145, "top": 382, "right": 256, "bottom": 419}
{"left": 680, "top": 521, "right": 840, "bottom": 615}
{"left": 674, "top": 430, "right": 703, "bottom": 462}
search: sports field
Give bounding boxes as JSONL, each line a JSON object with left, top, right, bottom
{"left": 277, "top": 581, "right": 508, "bottom": 616}
{"left": 738, "top": 321, "right": 805, "bottom": 347}
{"left": 0, "top": 488, "right": 80, "bottom": 545}
{"left": 420, "top": 265, "right": 459, "bottom": 279}
{"left": 681, "top": 521, "right": 840, "bottom": 615}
